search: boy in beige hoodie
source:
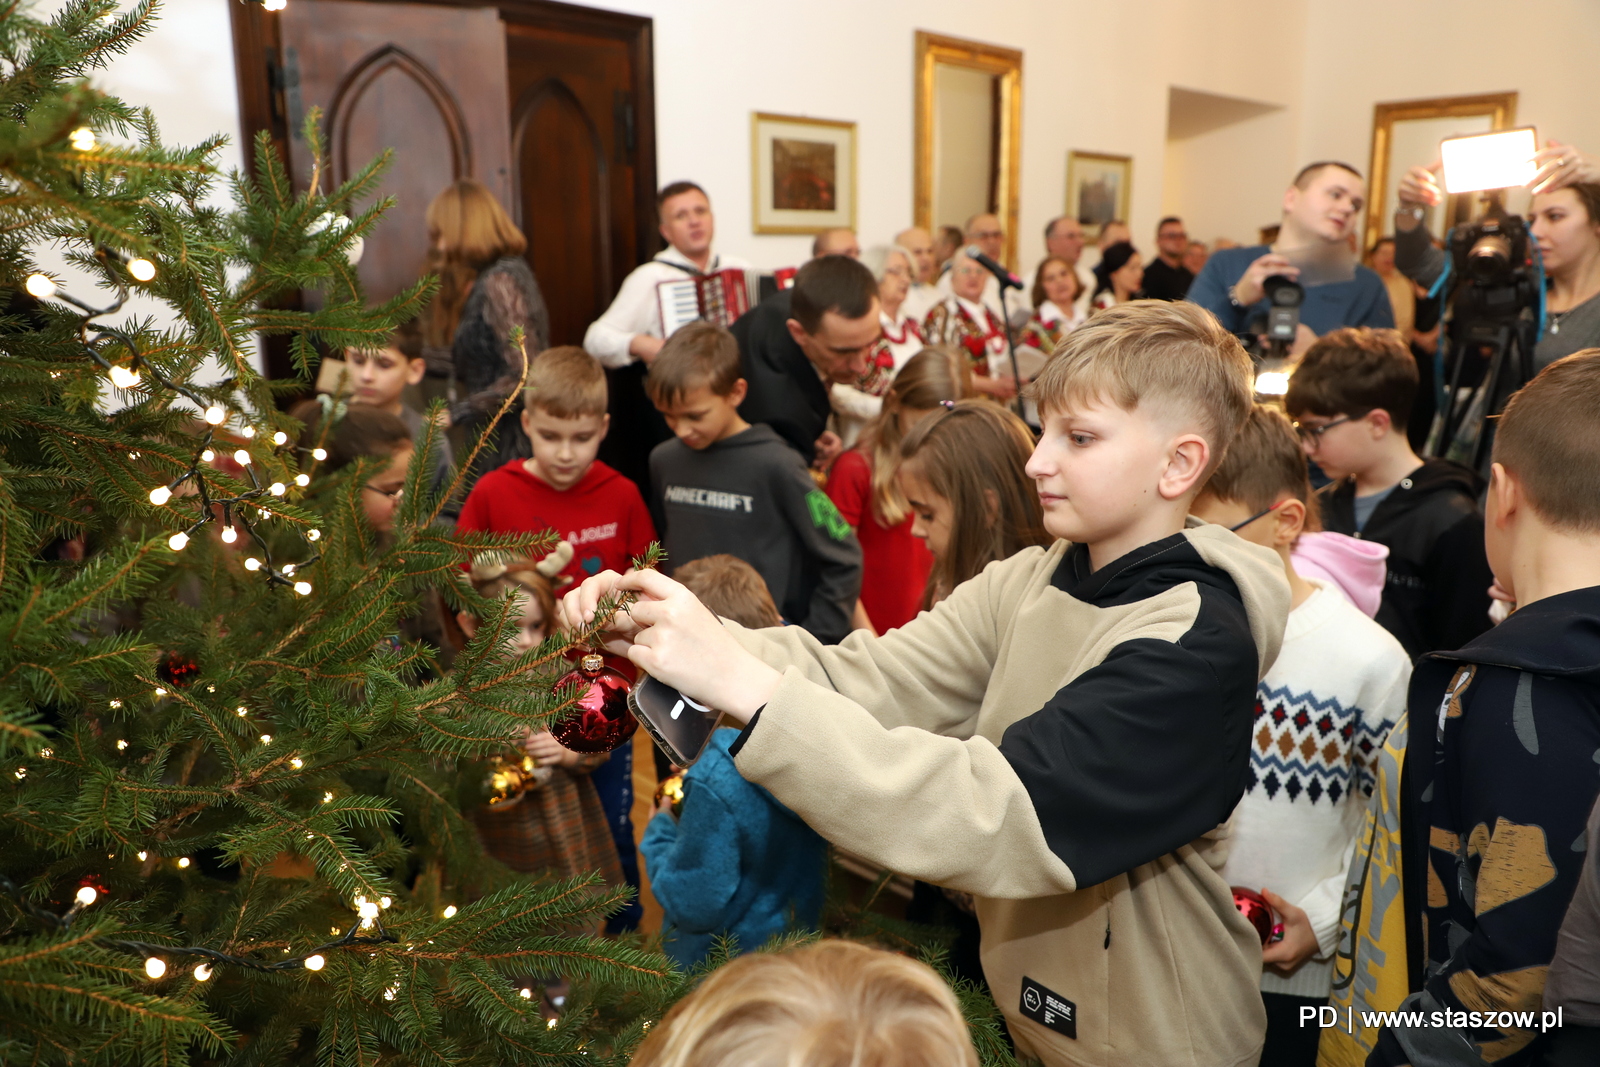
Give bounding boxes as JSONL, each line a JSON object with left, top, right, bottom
{"left": 563, "top": 301, "right": 1290, "bottom": 1067}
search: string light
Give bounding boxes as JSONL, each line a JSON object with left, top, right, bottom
{"left": 69, "top": 127, "right": 96, "bottom": 151}
{"left": 307, "top": 529, "right": 322, "bottom": 542}
{"left": 232, "top": 449, "right": 251, "bottom": 465}
{"left": 241, "top": 425, "right": 256, "bottom": 439}
{"left": 235, "top": 705, "right": 248, "bottom": 716}
{"left": 303, "top": 954, "right": 325, "bottom": 971}
{"left": 311, "top": 448, "right": 327, "bottom": 461}
{"left": 356, "top": 901, "right": 379, "bottom": 921}
{"left": 193, "top": 963, "right": 212, "bottom": 981}
{"left": 383, "top": 985, "right": 398, "bottom": 1001}
{"left": 109, "top": 699, "right": 122, "bottom": 708}
{"left": 272, "top": 431, "right": 288, "bottom": 446}
{"left": 203, "top": 404, "right": 226, "bottom": 425}
{"left": 289, "top": 757, "right": 303, "bottom": 769}
{"left": 244, "top": 557, "right": 261, "bottom": 571}
{"left": 167, "top": 531, "right": 189, "bottom": 551}
{"left": 293, "top": 581, "right": 312, "bottom": 596}
{"left": 127, "top": 258, "right": 157, "bottom": 282}
{"left": 519, "top": 988, "right": 533, "bottom": 1000}
{"left": 295, "top": 473, "right": 310, "bottom": 487}
{"left": 148, "top": 486, "right": 172, "bottom": 505}
{"left": 263, "top": 0, "right": 286, "bottom": 11}
{"left": 281, "top": 563, "right": 295, "bottom": 576}
{"left": 269, "top": 482, "right": 286, "bottom": 496}
{"left": 259, "top": 734, "right": 272, "bottom": 745}
{"left": 200, "top": 448, "right": 215, "bottom": 462}
{"left": 115, "top": 739, "right": 127, "bottom": 750}
{"left": 108, "top": 364, "right": 140, "bottom": 389}
{"left": 379, "top": 897, "right": 392, "bottom": 910}
{"left": 25, "top": 273, "right": 55, "bottom": 298}
{"left": 14, "top": 767, "right": 25, "bottom": 780}
{"left": 322, "top": 791, "right": 333, "bottom": 803}
{"left": 547, "top": 1017, "right": 557, "bottom": 1029}
{"left": 144, "top": 956, "right": 166, "bottom": 979}
{"left": 137, "top": 851, "right": 148, "bottom": 861}
{"left": 177, "top": 857, "right": 191, "bottom": 868}
{"left": 441, "top": 905, "right": 457, "bottom": 919}
{"left": 154, "top": 687, "right": 167, "bottom": 696}
{"left": 221, "top": 526, "right": 238, "bottom": 543}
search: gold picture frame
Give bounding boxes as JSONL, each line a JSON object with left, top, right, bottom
{"left": 914, "top": 31, "right": 1023, "bottom": 268}
{"left": 751, "top": 111, "right": 857, "bottom": 235}
{"left": 1364, "top": 91, "right": 1518, "bottom": 252}
{"left": 1065, "top": 151, "right": 1133, "bottom": 241}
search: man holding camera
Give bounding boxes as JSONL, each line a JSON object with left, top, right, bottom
{"left": 1188, "top": 162, "right": 1394, "bottom": 349}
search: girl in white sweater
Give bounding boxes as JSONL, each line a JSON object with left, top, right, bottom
{"left": 1194, "top": 406, "right": 1412, "bottom": 1067}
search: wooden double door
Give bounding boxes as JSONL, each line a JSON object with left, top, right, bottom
{"left": 231, "top": 0, "right": 658, "bottom": 374}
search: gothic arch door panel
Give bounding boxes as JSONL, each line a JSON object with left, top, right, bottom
{"left": 278, "top": 0, "right": 514, "bottom": 304}
{"left": 505, "top": 18, "right": 647, "bottom": 345}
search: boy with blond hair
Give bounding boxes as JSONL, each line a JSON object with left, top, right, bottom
{"left": 455, "top": 345, "right": 655, "bottom": 931}
{"left": 1362, "top": 351, "right": 1600, "bottom": 1067}
{"left": 1191, "top": 406, "right": 1410, "bottom": 1067}
{"left": 647, "top": 322, "right": 860, "bottom": 644}
{"left": 563, "top": 301, "right": 1292, "bottom": 1067}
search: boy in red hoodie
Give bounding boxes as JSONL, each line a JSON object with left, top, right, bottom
{"left": 456, "top": 344, "right": 656, "bottom": 929}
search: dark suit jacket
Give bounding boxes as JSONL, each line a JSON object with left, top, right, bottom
{"left": 731, "top": 291, "right": 830, "bottom": 464}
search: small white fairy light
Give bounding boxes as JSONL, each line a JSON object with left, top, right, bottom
{"left": 127, "top": 258, "right": 157, "bottom": 283}
{"left": 233, "top": 449, "right": 252, "bottom": 466}
{"left": 69, "top": 127, "right": 96, "bottom": 151}
{"left": 259, "top": 734, "right": 272, "bottom": 745}
{"left": 220, "top": 526, "right": 238, "bottom": 544}
{"left": 167, "top": 531, "right": 189, "bottom": 551}
{"left": 115, "top": 739, "right": 128, "bottom": 750}
{"left": 307, "top": 528, "right": 322, "bottom": 542}
{"left": 13, "top": 767, "right": 26, "bottom": 780}
{"left": 200, "top": 448, "right": 216, "bottom": 462}
{"left": 357, "top": 901, "right": 379, "bottom": 921}
{"left": 235, "top": 705, "right": 248, "bottom": 717}
{"left": 379, "top": 896, "right": 392, "bottom": 910}
{"left": 137, "top": 851, "right": 148, "bottom": 861}
{"left": 109, "top": 365, "right": 140, "bottom": 389}
{"left": 263, "top": 0, "right": 286, "bottom": 12}
{"left": 304, "top": 954, "right": 325, "bottom": 971}
{"left": 273, "top": 431, "right": 289, "bottom": 446}
{"left": 144, "top": 957, "right": 166, "bottom": 979}
{"left": 203, "top": 404, "right": 226, "bottom": 425}
{"left": 519, "top": 988, "right": 533, "bottom": 1000}
{"left": 148, "top": 486, "right": 172, "bottom": 505}
{"left": 293, "top": 581, "right": 312, "bottom": 596}
{"left": 311, "top": 447, "right": 327, "bottom": 461}
{"left": 177, "top": 857, "right": 191, "bottom": 869}
{"left": 75, "top": 886, "right": 98, "bottom": 906}
{"left": 289, "top": 757, "right": 303, "bottom": 769}
{"left": 241, "top": 425, "right": 256, "bottom": 439}
{"left": 25, "top": 273, "right": 55, "bottom": 298}
{"left": 294, "top": 473, "right": 310, "bottom": 487}
{"left": 193, "top": 962, "right": 213, "bottom": 982}
{"left": 282, "top": 563, "right": 296, "bottom": 576}
{"left": 38, "top": 748, "right": 52, "bottom": 758}
{"left": 109, "top": 699, "right": 122, "bottom": 709}
{"left": 269, "top": 482, "right": 286, "bottom": 497}
{"left": 442, "top": 905, "right": 457, "bottom": 919}
{"left": 244, "top": 558, "right": 261, "bottom": 571}
{"left": 383, "top": 985, "right": 398, "bottom": 1001}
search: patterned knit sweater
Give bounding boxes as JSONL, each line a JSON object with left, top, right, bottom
{"left": 1218, "top": 579, "right": 1411, "bottom": 998}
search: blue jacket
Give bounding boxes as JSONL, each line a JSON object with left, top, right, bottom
{"left": 639, "top": 729, "right": 826, "bottom": 969}
{"left": 1187, "top": 243, "right": 1394, "bottom": 336}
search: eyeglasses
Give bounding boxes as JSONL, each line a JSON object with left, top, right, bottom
{"left": 970, "top": 230, "right": 1003, "bottom": 241}
{"left": 364, "top": 483, "right": 404, "bottom": 500}
{"left": 1228, "top": 500, "right": 1284, "bottom": 532}
{"left": 1292, "top": 414, "right": 1352, "bottom": 442}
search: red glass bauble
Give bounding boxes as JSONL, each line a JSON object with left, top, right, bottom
{"left": 550, "top": 654, "right": 637, "bottom": 753}
{"left": 1231, "top": 886, "right": 1286, "bottom": 946}
{"left": 157, "top": 652, "right": 201, "bottom": 688}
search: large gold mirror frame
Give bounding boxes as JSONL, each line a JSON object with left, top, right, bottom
{"left": 914, "top": 31, "right": 1022, "bottom": 268}
{"left": 1365, "top": 91, "right": 1518, "bottom": 252}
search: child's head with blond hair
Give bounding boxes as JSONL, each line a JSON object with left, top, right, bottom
{"left": 518, "top": 346, "right": 609, "bottom": 492}
{"left": 455, "top": 549, "right": 568, "bottom": 656}
{"left": 1024, "top": 300, "right": 1253, "bottom": 564}
{"left": 630, "top": 940, "right": 977, "bottom": 1067}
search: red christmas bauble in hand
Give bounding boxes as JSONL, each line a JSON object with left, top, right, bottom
{"left": 550, "top": 654, "right": 637, "bottom": 753}
{"left": 1231, "top": 886, "right": 1286, "bottom": 947}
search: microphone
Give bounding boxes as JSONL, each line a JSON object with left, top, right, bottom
{"left": 965, "top": 245, "right": 1024, "bottom": 290}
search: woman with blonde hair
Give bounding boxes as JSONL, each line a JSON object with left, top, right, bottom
{"left": 899, "top": 399, "right": 1050, "bottom": 607}
{"left": 629, "top": 940, "right": 977, "bottom": 1067}
{"left": 825, "top": 347, "right": 971, "bottom": 634}
{"left": 423, "top": 179, "right": 550, "bottom": 467}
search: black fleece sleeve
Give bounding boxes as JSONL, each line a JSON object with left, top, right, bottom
{"left": 773, "top": 459, "right": 861, "bottom": 644}
{"left": 1395, "top": 220, "right": 1446, "bottom": 291}
{"left": 997, "top": 585, "right": 1257, "bottom": 886}
{"left": 1426, "top": 512, "right": 1495, "bottom": 654}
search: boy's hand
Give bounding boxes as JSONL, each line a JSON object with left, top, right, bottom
{"left": 655, "top": 792, "right": 677, "bottom": 816}
{"left": 609, "top": 569, "right": 781, "bottom": 724}
{"left": 1260, "top": 888, "right": 1318, "bottom": 975}
{"left": 813, "top": 431, "right": 843, "bottom": 469}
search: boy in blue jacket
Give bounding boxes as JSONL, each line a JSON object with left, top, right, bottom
{"left": 638, "top": 554, "right": 826, "bottom": 969}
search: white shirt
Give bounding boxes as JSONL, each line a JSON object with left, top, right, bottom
{"left": 902, "top": 282, "right": 940, "bottom": 324}
{"left": 582, "top": 246, "right": 754, "bottom": 369}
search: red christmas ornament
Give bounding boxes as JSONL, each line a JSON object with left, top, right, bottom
{"left": 550, "top": 654, "right": 637, "bottom": 753}
{"left": 1231, "top": 886, "right": 1286, "bottom": 947}
{"left": 157, "top": 652, "right": 200, "bottom": 688}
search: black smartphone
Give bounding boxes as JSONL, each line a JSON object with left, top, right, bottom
{"left": 628, "top": 674, "right": 721, "bottom": 767}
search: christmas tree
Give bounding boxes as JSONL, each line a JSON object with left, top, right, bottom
{"left": 0, "top": 2, "right": 677, "bottom": 1063}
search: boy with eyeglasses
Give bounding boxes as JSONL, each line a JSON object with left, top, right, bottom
{"left": 1284, "top": 328, "right": 1494, "bottom": 659}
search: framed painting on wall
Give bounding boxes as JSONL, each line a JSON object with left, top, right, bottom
{"left": 751, "top": 111, "right": 857, "bottom": 234}
{"left": 1066, "top": 151, "right": 1132, "bottom": 240}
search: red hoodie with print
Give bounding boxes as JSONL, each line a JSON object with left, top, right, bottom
{"left": 457, "top": 459, "right": 656, "bottom": 594}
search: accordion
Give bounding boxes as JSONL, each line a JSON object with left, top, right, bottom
{"left": 656, "top": 268, "right": 763, "bottom": 337}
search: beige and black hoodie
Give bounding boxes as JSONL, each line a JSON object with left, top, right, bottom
{"left": 724, "top": 523, "right": 1290, "bottom": 1067}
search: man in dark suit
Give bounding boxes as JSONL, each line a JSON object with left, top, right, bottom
{"left": 731, "top": 255, "right": 880, "bottom": 468}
